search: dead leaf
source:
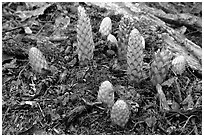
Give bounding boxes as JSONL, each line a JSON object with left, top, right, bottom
{"left": 20, "top": 101, "right": 37, "bottom": 107}
{"left": 162, "top": 77, "right": 177, "bottom": 87}
{"left": 2, "top": 53, "right": 14, "bottom": 63}
{"left": 55, "top": 15, "right": 70, "bottom": 29}
{"left": 156, "top": 84, "right": 170, "bottom": 111}
{"left": 62, "top": 95, "right": 70, "bottom": 106}
{"left": 182, "top": 94, "right": 194, "bottom": 110}
{"left": 25, "top": 2, "right": 49, "bottom": 9}
{"left": 24, "top": 27, "right": 32, "bottom": 34}
{"left": 15, "top": 3, "right": 51, "bottom": 21}
{"left": 59, "top": 70, "right": 68, "bottom": 83}
{"left": 171, "top": 101, "right": 180, "bottom": 111}
{"left": 195, "top": 96, "right": 202, "bottom": 108}
{"left": 145, "top": 116, "right": 157, "bottom": 128}
{"left": 3, "top": 58, "right": 17, "bottom": 70}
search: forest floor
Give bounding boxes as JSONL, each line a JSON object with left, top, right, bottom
{"left": 2, "top": 2, "right": 202, "bottom": 135}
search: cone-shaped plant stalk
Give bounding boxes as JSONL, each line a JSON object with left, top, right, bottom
{"left": 151, "top": 49, "right": 172, "bottom": 112}
{"left": 77, "top": 6, "right": 94, "bottom": 65}
{"left": 97, "top": 81, "right": 114, "bottom": 108}
{"left": 118, "top": 16, "right": 134, "bottom": 64}
{"left": 172, "top": 55, "right": 186, "bottom": 75}
{"left": 107, "top": 34, "right": 118, "bottom": 46}
{"left": 99, "top": 17, "right": 112, "bottom": 37}
{"left": 127, "top": 28, "right": 145, "bottom": 83}
{"left": 111, "top": 99, "right": 130, "bottom": 128}
{"left": 150, "top": 49, "right": 172, "bottom": 86}
{"left": 28, "top": 47, "right": 48, "bottom": 73}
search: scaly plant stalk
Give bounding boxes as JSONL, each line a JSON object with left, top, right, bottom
{"left": 111, "top": 99, "right": 130, "bottom": 128}
{"left": 150, "top": 49, "right": 172, "bottom": 86}
{"left": 77, "top": 6, "right": 94, "bottom": 65}
{"left": 99, "top": 17, "right": 112, "bottom": 37}
{"left": 127, "top": 28, "right": 145, "bottom": 83}
{"left": 118, "top": 16, "right": 134, "bottom": 65}
{"left": 97, "top": 81, "right": 114, "bottom": 108}
{"left": 28, "top": 47, "right": 48, "bottom": 73}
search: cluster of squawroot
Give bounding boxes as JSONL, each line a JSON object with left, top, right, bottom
{"left": 97, "top": 80, "right": 130, "bottom": 128}
{"left": 28, "top": 5, "right": 187, "bottom": 128}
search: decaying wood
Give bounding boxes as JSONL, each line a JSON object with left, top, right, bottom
{"left": 140, "top": 3, "right": 202, "bottom": 32}
{"left": 88, "top": 2, "right": 202, "bottom": 73}
{"left": 162, "top": 33, "right": 201, "bottom": 72}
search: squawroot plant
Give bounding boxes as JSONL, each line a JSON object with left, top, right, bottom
{"left": 77, "top": 6, "right": 94, "bottom": 65}
{"left": 127, "top": 28, "right": 145, "bottom": 83}
{"left": 97, "top": 81, "right": 115, "bottom": 108}
{"left": 99, "top": 17, "right": 112, "bottom": 37}
{"left": 28, "top": 47, "right": 48, "bottom": 73}
{"left": 118, "top": 16, "right": 134, "bottom": 64}
{"left": 172, "top": 55, "right": 186, "bottom": 75}
{"left": 107, "top": 33, "right": 118, "bottom": 46}
{"left": 97, "top": 81, "right": 131, "bottom": 128}
{"left": 150, "top": 49, "right": 172, "bottom": 111}
{"left": 150, "top": 49, "right": 172, "bottom": 86}
{"left": 111, "top": 99, "right": 130, "bottom": 128}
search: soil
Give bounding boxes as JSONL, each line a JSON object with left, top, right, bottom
{"left": 2, "top": 2, "right": 202, "bottom": 135}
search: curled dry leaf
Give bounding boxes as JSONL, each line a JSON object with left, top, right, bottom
{"left": 145, "top": 116, "right": 157, "bottom": 128}
{"left": 156, "top": 84, "right": 170, "bottom": 111}
{"left": 182, "top": 94, "right": 194, "bottom": 110}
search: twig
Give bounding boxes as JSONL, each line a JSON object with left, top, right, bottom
{"left": 187, "top": 127, "right": 195, "bottom": 135}
{"left": 2, "top": 107, "right": 10, "bottom": 123}
{"left": 174, "top": 78, "right": 182, "bottom": 102}
{"left": 37, "top": 102, "right": 45, "bottom": 118}
{"left": 35, "top": 11, "right": 56, "bottom": 37}
{"left": 157, "top": 124, "right": 168, "bottom": 134}
{"left": 180, "top": 115, "right": 196, "bottom": 134}
{"left": 185, "top": 30, "right": 200, "bottom": 36}
{"left": 35, "top": 25, "right": 46, "bottom": 37}
{"left": 166, "top": 111, "right": 189, "bottom": 120}
{"left": 17, "top": 63, "right": 29, "bottom": 82}
{"left": 191, "top": 118, "right": 198, "bottom": 135}
{"left": 81, "top": 98, "right": 102, "bottom": 106}
{"left": 16, "top": 63, "right": 29, "bottom": 95}
{"left": 2, "top": 25, "right": 27, "bottom": 33}
{"left": 130, "top": 121, "right": 145, "bottom": 131}
{"left": 186, "top": 67, "right": 198, "bottom": 79}
{"left": 4, "top": 6, "right": 16, "bottom": 13}
{"left": 43, "top": 85, "right": 52, "bottom": 97}
{"left": 51, "top": 122, "right": 61, "bottom": 131}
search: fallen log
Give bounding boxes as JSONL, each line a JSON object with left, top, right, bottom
{"left": 139, "top": 3, "right": 202, "bottom": 32}
{"left": 88, "top": 2, "right": 202, "bottom": 73}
